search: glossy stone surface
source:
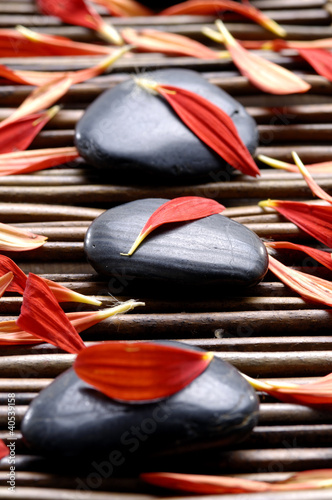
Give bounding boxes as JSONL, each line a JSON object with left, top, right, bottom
{"left": 75, "top": 69, "right": 258, "bottom": 181}
{"left": 21, "top": 343, "right": 259, "bottom": 460}
{"left": 84, "top": 198, "right": 268, "bottom": 289}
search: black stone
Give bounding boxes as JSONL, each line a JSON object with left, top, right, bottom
{"left": 75, "top": 69, "right": 258, "bottom": 181}
{"left": 21, "top": 342, "right": 259, "bottom": 461}
{"left": 84, "top": 198, "right": 268, "bottom": 291}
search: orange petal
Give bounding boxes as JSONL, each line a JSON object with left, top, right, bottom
{"left": 74, "top": 342, "right": 213, "bottom": 401}
{"left": 244, "top": 370, "right": 332, "bottom": 410}
{"left": 0, "top": 272, "right": 13, "bottom": 298}
{"left": 0, "top": 222, "right": 47, "bottom": 251}
{"left": 16, "top": 26, "right": 114, "bottom": 56}
{"left": 121, "top": 28, "right": 219, "bottom": 59}
{"left": 267, "top": 253, "right": 332, "bottom": 308}
{"left": 121, "top": 196, "right": 225, "bottom": 256}
{"left": 160, "top": 0, "right": 286, "bottom": 37}
{"left": 68, "top": 299, "right": 144, "bottom": 332}
{"left": 0, "top": 147, "right": 80, "bottom": 176}
{"left": 141, "top": 470, "right": 332, "bottom": 493}
{"left": 292, "top": 151, "right": 332, "bottom": 204}
{"left": 5, "top": 75, "right": 73, "bottom": 124}
{"left": 92, "top": 0, "right": 153, "bottom": 16}
{"left": 214, "top": 20, "right": 310, "bottom": 95}
{"left": 16, "top": 273, "right": 86, "bottom": 354}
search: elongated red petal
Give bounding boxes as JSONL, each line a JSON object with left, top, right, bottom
{"left": 16, "top": 273, "right": 85, "bottom": 354}
{"left": 0, "top": 300, "right": 144, "bottom": 345}
{"left": 0, "top": 147, "right": 80, "bottom": 176}
{"left": 141, "top": 470, "right": 332, "bottom": 493}
{"left": 0, "top": 255, "right": 101, "bottom": 304}
{"left": 74, "top": 342, "right": 213, "bottom": 401}
{"left": 16, "top": 26, "right": 114, "bottom": 56}
{"left": 0, "top": 255, "right": 27, "bottom": 293}
{"left": 121, "top": 196, "right": 225, "bottom": 256}
{"left": 0, "top": 440, "right": 9, "bottom": 461}
{"left": 5, "top": 75, "right": 73, "bottom": 124}
{"left": 3, "top": 48, "right": 130, "bottom": 124}
{"left": 267, "top": 253, "right": 332, "bottom": 308}
{"left": 93, "top": 0, "right": 153, "bottom": 16}
{"left": 292, "top": 151, "right": 332, "bottom": 204}
{"left": 121, "top": 28, "right": 219, "bottom": 59}
{"left": 297, "top": 48, "right": 332, "bottom": 81}
{"left": 266, "top": 241, "right": 332, "bottom": 272}
{"left": 258, "top": 154, "right": 332, "bottom": 174}
{"left": 260, "top": 199, "right": 332, "bottom": 248}
{"left": 0, "top": 222, "right": 47, "bottom": 251}
{"left": 149, "top": 82, "right": 260, "bottom": 177}
{"left": 37, "top": 0, "right": 123, "bottom": 45}
{"left": 0, "top": 272, "right": 13, "bottom": 298}
{"left": 0, "top": 107, "right": 59, "bottom": 154}
{"left": 160, "top": 0, "right": 286, "bottom": 37}
{"left": 245, "top": 370, "right": 332, "bottom": 410}
{"left": 68, "top": 300, "right": 144, "bottom": 332}
{"left": 214, "top": 21, "right": 310, "bottom": 95}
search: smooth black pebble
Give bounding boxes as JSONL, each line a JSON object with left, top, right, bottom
{"left": 21, "top": 342, "right": 259, "bottom": 460}
{"left": 75, "top": 69, "right": 258, "bottom": 181}
{"left": 84, "top": 198, "right": 268, "bottom": 290}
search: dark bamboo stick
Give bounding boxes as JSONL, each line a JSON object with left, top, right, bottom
{"left": 0, "top": 176, "right": 331, "bottom": 205}
{"left": 0, "top": 203, "right": 103, "bottom": 222}
{"left": 3, "top": 102, "right": 332, "bottom": 129}
{"left": 0, "top": 379, "right": 52, "bottom": 392}
{"left": 2, "top": 349, "right": 332, "bottom": 377}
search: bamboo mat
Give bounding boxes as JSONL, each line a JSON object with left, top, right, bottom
{"left": 1, "top": 0, "right": 332, "bottom": 498}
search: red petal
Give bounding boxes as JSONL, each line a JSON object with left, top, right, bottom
{"left": 141, "top": 470, "right": 332, "bottom": 493}
{"left": 74, "top": 342, "right": 213, "bottom": 401}
{"left": 93, "top": 0, "right": 153, "bottom": 16}
{"left": 0, "top": 439, "right": 9, "bottom": 461}
{"left": 0, "top": 107, "right": 59, "bottom": 154}
{"left": 16, "top": 26, "right": 114, "bottom": 56}
{"left": 68, "top": 299, "right": 144, "bottom": 332}
{"left": 0, "top": 272, "right": 13, "bottom": 297}
{"left": 36, "top": 0, "right": 122, "bottom": 44}
{"left": 297, "top": 48, "right": 332, "bottom": 81}
{"left": 267, "top": 253, "right": 332, "bottom": 308}
{"left": 292, "top": 151, "right": 332, "bottom": 204}
{"left": 152, "top": 83, "right": 260, "bottom": 177}
{"left": 245, "top": 370, "right": 332, "bottom": 410}
{"left": 160, "top": 0, "right": 286, "bottom": 37}
{"left": 266, "top": 241, "right": 332, "bottom": 272}
{"left": 121, "top": 196, "right": 225, "bottom": 255}
{"left": 260, "top": 199, "right": 332, "bottom": 248}
{"left": 16, "top": 273, "right": 85, "bottom": 354}
{"left": 0, "top": 300, "right": 144, "bottom": 345}
{"left": 121, "top": 28, "right": 218, "bottom": 59}
{"left": 215, "top": 21, "right": 310, "bottom": 95}
{"left": 0, "top": 147, "right": 80, "bottom": 176}
{"left": 0, "top": 255, "right": 27, "bottom": 293}
{"left": 0, "top": 255, "right": 101, "bottom": 304}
